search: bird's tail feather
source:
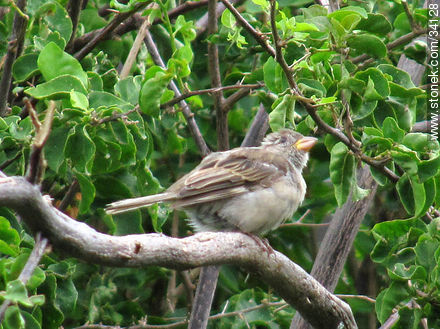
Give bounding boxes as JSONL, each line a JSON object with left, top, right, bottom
{"left": 105, "top": 192, "right": 175, "bottom": 215}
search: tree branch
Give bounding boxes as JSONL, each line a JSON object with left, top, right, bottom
{"left": 207, "top": 0, "right": 228, "bottom": 150}
{"left": 218, "top": 0, "right": 275, "bottom": 57}
{"left": 0, "top": 176, "right": 357, "bottom": 329}
{"left": 241, "top": 103, "right": 269, "bottom": 147}
{"left": 352, "top": 29, "right": 426, "bottom": 65}
{"left": 0, "top": 233, "right": 48, "bottom": 322}
{"left": 120, "top": 18, "right": 150, "bottom": 79}
{"left": 71, "top": 1, "right": 209, "bottom": 55}
{"left": 144, "top": 31, "right": 210, "bottom": 157}
{"left": 160, "top": 83, "right": 263, "bottom": 109}
{"left": 66, "top": 0, "right": 84, "bottom": 52}
{"left": 0, "top": 0, "right": 28, "bottom": 117}
{"left": 74, "top": 1, "right": 151, "bottom": 61}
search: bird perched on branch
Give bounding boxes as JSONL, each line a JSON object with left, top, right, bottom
{"left": 106, "top": 129, "right": 317, "bottom": 235}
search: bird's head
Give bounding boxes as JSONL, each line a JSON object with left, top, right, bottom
{"left": 262, "top": 129, "right": 317, "bottom": 170}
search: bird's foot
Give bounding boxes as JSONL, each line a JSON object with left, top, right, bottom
{"left": 245, "top": 233, "right": 274, "bottom": 255}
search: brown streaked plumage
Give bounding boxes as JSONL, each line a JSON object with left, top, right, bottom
{"left": 106, "top": 129, "right": 317, "bottom": 235}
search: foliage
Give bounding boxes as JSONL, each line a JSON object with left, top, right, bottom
{"left": 0, "top": 0, "right": 437, "bottom": 328}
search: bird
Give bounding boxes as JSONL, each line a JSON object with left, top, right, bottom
{"left": 106, "top": 129, "right": 317, "bottom": 235}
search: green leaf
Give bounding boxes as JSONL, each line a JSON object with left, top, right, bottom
{"left": 39, "top": 274, "right": 64, "bottom": 329}
{"left": 340, "top": 14, "right": 361, "bottom": 31}
{"left": 139, "top": 72, "right": 173, "bottom": 117}
{"left": 355, "top": 68, "right": 390, "bottom": 99}
{"left": 21, "top": 311, "right": 42, "bottom": 329}
{"left": 328, "top": 6, "right": 368, "bottom": 21}
{"left": 41, "top": 2, "right": 72, "bottom": 43}
{"left": 378, "top": 64, "right": 424, "bottom": 97}
{"left": 45, "top": 125, "right": 70, "bottom": 172}
{"left": 221, "top": 9, "right": 236, "bottom": 29}
{"left": 396, "top": 173, "right": 426, "bottom": 217}
{"left": 402, "top": 133, "right": 431, "bottom": 153}
{"left": 0, "top": 217, "right": 20, "bottom": 245}
{"left": 26, "top": 267, "right": 46, "bottom": 290}
{"left": 297, "top": 78, "right": 326, "bottom": 98}
{"left": 88, "top": 91, "right": 131, "bottom": 111}
{"left": 75, "top": 172, "right": 96, "bottom": 214}
{"left": 70, "top": 91, "right": 89, "bottom": 110}
{"left": 364, "top": 76, "right": 384, "bottom": 101}
{"left": 382, "top": 117, "right": 405, "bottom": 142}
{"left": 115, "top": 76, "right": 142, "bottom": 105}
{"left": 371, "top": 218, "right": 420, "bottom": 263}
{"left": 351, "top": 93, "right": 377, "bottom": 121}
{"left": 263, "top": 57, "right": 288, "bottom": 94}
{"left": 113, "top": 211, "right": 144, "bottom": 235}
{"left": 38, "top": 42, "right": 88, "bottom": 89}
{"left": 330, "top": 142, "right": 355, "bottom": 207}
{"left": 33, "top": 30, "right": 66, "bottom": 51}
{"left": 415, "top": 239, "right": 440, "bottom": 273}
{"left": 269, "top": 94, "right": 295, "bottom": 132}
{"left": 357, "top": 13, "right": 392, "bottom": 34}
{"left": 376, "top": 282, "right": 410, "bottom": 324}
{"left": 347, "top": 34, "right": 387, "bottom": 58}
{"left": 2, "top": 279, "right": 32, "bottom": 307}
{"left": 418, "top": 156, "right": 440, "bottom": 182}
{"left": 65, "top": 125, "right": 96, "bottom": 174}
{"left": 55, "top": 278, "right": 78, "bottom": 314}
{"left": 25, "top": 75, "right": 87, "bottom": 99}
{"left": 12, "top": 53, "right": 39, "bottom": 82}
{"left": 388, "top": 263, "right": 427, "bottom": 281}
{"left": 4, "top": 306, "right": 25, "bottom": 329}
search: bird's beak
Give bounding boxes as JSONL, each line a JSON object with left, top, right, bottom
{"left": 294, "top": 136, "right": 318, "bottom": 152}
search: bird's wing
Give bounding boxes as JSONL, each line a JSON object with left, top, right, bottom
{"left": 168, "top": 148, "right": 290, "bottom": 206}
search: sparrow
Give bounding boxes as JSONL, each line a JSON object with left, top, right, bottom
{"left": 106, "top": 129, "right": 317, "bottom": 235}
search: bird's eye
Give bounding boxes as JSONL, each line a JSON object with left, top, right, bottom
{"left": 279, "top": 136, "right": 287, "bottom": 143}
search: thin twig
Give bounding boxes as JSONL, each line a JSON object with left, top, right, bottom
{"left": 269, "top": 0, "right": 299, "bottom": 93}
{"left": 120, "top": 18, "right": 151, "bottom": 78}
{"left": 0, "top": 0, "right": 28, "bottom": 116}
{"left": 74, "top": 1, "right": 151, "bottom": 60}
{"left": 58, "top": 179, "right": 80, "bottom": 212}
{"left": 208, "top": 0, "right": 228, "bottom": 150}
{"left": 352, "top": 29, "right": 426, "bottom": 65}
{"left": 335, "top": 294, "right": 376, "bottom": 304}
{"left": 72, "top": 1, "right": 209, "bottom": 54}
{"left": 223, "top": 87, "right": 256, "bottom": 112}
{"left": 161, "top": 83, "right": 263, "bottom": 109}
{"left": 26, "top": 101, "right": 56, "bottom": 185}
{"left": 66, "top": 0, "right": 84, "bottom": 52}
{"left": 401, "top": 0, "right": 417, "bottom": 31}
{"left": 144, "top": 30, "right": 210, "bottom": 156}
{"left": 218, "top": 0, "right": 275, "bottom": 57}
{"left": 0, "top": 233, "right": 48, "bottom": 322}
{"left": 75, "top": 301, "right": 287, "bottom": 329}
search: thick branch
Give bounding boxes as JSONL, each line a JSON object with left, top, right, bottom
{"left": 0, "top": 176, "right": 356, "bottom": 329}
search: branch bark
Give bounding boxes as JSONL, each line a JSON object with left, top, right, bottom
{"left": 0, "top": 176, "right": 357, "bottom": 329}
